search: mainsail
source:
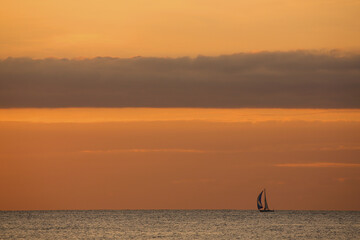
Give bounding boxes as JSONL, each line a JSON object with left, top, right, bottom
{"left": 257, "top": 191, "right": 263, "bottom": 210}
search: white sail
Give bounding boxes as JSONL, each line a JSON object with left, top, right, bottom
{"left": 264, "top": 189, "right": 269, "bottom": 210}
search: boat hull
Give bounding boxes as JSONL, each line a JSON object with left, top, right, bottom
{"left": 259, "top": 209, "right": 274, "bottom": 212}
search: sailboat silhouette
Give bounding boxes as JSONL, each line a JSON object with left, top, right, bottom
{"left": 257, "top": 189, "right": 274, "bottom": 212}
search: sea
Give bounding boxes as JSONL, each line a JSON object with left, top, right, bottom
{"left": 0, "top": 210, "right": 359, "bottom": 239}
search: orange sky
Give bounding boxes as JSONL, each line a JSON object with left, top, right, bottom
{"left": 1, "top": 1, "right": 360, "bottom": 211}
{"left": 1, "top": 0, "right": 360, "bottom": 58}
{"left": 1, "top": 108, "right": 359, "bottom": 210}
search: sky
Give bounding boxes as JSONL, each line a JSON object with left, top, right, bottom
{"left": 0, "top": 0, "right": 360, "bottom": 210}
{"left": 1, "top": 0, "right": 360, "bottom": 58}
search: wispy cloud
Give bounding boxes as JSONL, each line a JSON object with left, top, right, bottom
{"left": 1, "top": 108, "right": 360, "bottom": 123}
{"left": 319, "top": 145, "right": 360, "bottom": 151}
{"left": 79, "top": 144, "right": 360, "bottom": 155}
{"left": 1, "top": 50, "right": 359, "bottom": 108}
{"left": 81, "top": 149, "right": 206, "bottom": 154}
{"left": 275, "top": 162, "right": 360, "bottom": 168}
{"left": 171, "top": 178, "right": 217, "bottom": 184}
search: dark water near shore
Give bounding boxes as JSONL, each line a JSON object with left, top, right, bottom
{"left": 0, "top": 210, "right": 359, "bottom": 239}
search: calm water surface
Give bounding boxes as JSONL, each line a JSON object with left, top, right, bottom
{"left": 0, "top": 210, "right": 359, "bottom": 239}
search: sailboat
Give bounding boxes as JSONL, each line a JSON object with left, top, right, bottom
{"left": 257, "top": 189, "right": 274, "bottom": 212}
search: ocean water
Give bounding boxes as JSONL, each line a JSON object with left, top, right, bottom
{"left": 0, "top": 210, "right": 359, "bottom": 239}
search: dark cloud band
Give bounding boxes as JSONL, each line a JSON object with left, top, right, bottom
{"left": 1, "top": 51, "right": 359, "bottom": 108}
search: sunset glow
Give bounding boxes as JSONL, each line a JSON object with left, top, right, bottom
{"left": 1, "top": 0, "right": 360, "bottom": 213}
{"left": 1, "top": 108, "right": 359, "bottom": 210}
{"left": 1, "top": 108, "right": 360, "bottom": 123}
{"left": 1, "top": 0, "right": 360, "bottom": 58}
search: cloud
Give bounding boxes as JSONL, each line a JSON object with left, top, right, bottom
{"left": 275, "top": 162, "right": 360, "bottom": 168}
{"left": 79, "top": 144, "right": 360, "bottom": 155}
{"left": 1, "top": 50, "right": 359, "bottom": 108}
{"left": 2, "top": 108, "right": 360, "bottom": 123}
{"left": 80, "top": 149, "right": 206, "bottom": 153}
